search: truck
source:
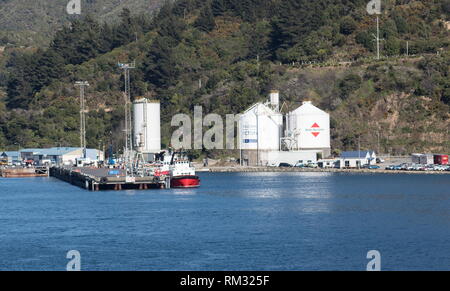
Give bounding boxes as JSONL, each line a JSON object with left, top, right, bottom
{"left": 434, "top": 154, "right": 449, "bottom": 165}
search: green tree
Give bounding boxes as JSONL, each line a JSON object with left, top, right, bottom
{"left": 143, "top": 36, "right": 180, "bottom": 92}
{"left": 385, "top": 36, "right": 401, "bottom": 56}
{"left": 340, "top": 16, "right": 357, "bottom": 35}
{"left": 338, "top": 74, "right": 362, "bottom": 99}
{"left": 195, "top": 3, "right": 216, "bottom": 32}
{"left": 393, "top": 13, "right": 409, "bottom": 34}
{"left": 242, "top": 21, "right": 272, "bottom": 60}
{"left": 270, "top": 0, "right": 327, "bottom": 60}
{"left": 442, "top": 0, "right": 450, "bottom": 14}
{"left": 112, "top": 9, "right": 135, "bottom": 47}
{"left": 5, "top": 52, "right": 36, "bottom": 109}
{"left": 211, "top": 0, "right": 227, "bottom": 16}
{"left": 35, "top": 50, "right": 66, "bottom": 92}
{"left": 356, "top": 31, "right": 374, "bottom": 51}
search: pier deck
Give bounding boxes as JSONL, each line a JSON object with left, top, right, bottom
{"left": 50, "top": 167, "right": 171, "bottom": 191}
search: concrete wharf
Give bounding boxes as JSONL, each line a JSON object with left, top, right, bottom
{"left": 50, "top": 167, "right": 171, "bottom": 191}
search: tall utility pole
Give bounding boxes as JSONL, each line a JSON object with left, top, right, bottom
{"left": 376, "top": 16, "right": 380, "bottom": 60}
{"left": 256, "top": 106, "right": 259, "bottom": 167}
{"left": 406, "top": 41, "right": 409, "bottom": 57}
{"left": 118, "top": 62, "right": 135, "bottom": 175}
{"left": 372, "top": 16, "right": 383, "bottom": 60}
{"left": 367, "top": 0, "right": 382, "bottom": 60}
{"left": 358, "top": 135, "right": 361, "bottom": 169}
{"left": 75, "top": 81, "right": 89, "bottom": 159}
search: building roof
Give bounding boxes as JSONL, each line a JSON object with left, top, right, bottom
{"left": 18, "top": 147, "right": 104, "bottom": 160}
{"left": 290, "top": 101, "right": 329, "bottom": 116}
{"left": 412, "top": 153, "right": 434, "bottom": 157}
{"left": 20, "top": 147, "right": 81, "bottom": 156}
{"left": 1, "top": 151, "right": 21, "bottom": 158}
{"left": 242, "top": 102, "right": 281, "bottom": 116}
{"left": 340, "top": 151, "right": 376, "bottom": 159}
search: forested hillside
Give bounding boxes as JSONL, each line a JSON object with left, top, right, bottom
{"left": 0, "top": 0, "right": 449, "bottom": 157}
{"left": 0, "top": 0, "right": 163, "bottom": 46}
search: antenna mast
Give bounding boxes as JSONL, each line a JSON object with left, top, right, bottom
{"left": 75, "top": 81, "right": 89, "bottom": 158}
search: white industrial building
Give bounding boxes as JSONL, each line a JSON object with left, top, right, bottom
{"left": 239, "top": 91, "right": 283, "bottom": 166}
{"left": 284, "top": 101, "right": 331, "bottom": 157}
{"left": 133, "top": 98, "right": 161, "bottom": 160}
{"left": 318, "top": 158, "right": 342, "bottom": 169}
{"left": 239, "top": 91, "right": 331, "bottom": 166}
{"left": 266, "top": 150, "right": 318, "bottom": 167}
{"left": 339, "top": 151, "right": 377, "bottom": 168}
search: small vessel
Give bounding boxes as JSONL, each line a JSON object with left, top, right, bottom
{"left": 169, "top": 152, "right": 200, "bottom": 188}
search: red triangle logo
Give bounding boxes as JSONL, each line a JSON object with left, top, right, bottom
{"left": 312, "top": 132, "right": 320, "bottom": 137}
{"left": 311, "top": 123, "right": 320, "bottom": 128}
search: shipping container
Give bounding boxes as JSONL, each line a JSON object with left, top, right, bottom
{"left": 411, "top": 153, "right": 434, "bottom": 165}
{"left": 434, "top": 154, "right": 449, "bottom": 165}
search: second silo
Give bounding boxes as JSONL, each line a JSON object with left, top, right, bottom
{"left": 239, "top": 92, "right": 283, "bottom": 166}
{"left": 287, "top": 101, "right": 331, "bottom": 157}
{"left": 133, "top": 98, "right": 161, "bottom": 154}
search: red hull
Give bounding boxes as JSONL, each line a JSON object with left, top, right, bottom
{"left": 171, "top": 176, "right": 200, "bottom": 188}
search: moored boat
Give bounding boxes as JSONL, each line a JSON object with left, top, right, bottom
{"left": 169, "top": 153, "right": 200, "bottom": 188}
{"left": 171, "top": 175, "right": 200, "bottom": 188}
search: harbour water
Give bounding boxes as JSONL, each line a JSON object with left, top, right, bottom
{"left": 0, "top": 172, "right": 449, "bottom": 271}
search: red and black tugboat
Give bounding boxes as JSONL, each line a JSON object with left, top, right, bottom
{"left": 168, "top": 151, "right": 200, "bottom": 188}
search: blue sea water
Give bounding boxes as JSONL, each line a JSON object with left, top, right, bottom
{"left": 0, "top": 172, "right": 449, "bottom": 271}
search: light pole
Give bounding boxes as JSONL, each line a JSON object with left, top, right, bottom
{"left": 118, "top": 62, "right": 135, "bottom": 177}
{"left": 75, "top": 81, "right": 89, "bottom": 159}
{"left": 256, "top": 106, "right": 259, "bottom": 167}
{"left": 367, "top": 0, "right": 383, "bottom": 60}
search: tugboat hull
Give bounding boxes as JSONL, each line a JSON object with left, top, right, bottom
{"left": 171, "top": 176, "right": 200, "bottom": 188}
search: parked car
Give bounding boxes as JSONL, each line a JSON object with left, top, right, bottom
{"left": 400, "top": 163, "right": 410, "bottom": 170}
{"left": 305, "top": 162, "right": 318, "bottom": 168}
{"left": 387, "top": 165, "right": 403, "bottom": 170}
{"left": 434, "top": 165, "right": 447, "bottom": 171}
{"left": 278, "top": 163, "right": 293, "bottom": 168}
{"left": 362, "top": 164, "right": 380, "bottom": 169}
{"left": 413, "top": 165, "right": 426, "bottom": 171}
{"left": 294, "top": 164, "right": 307, "bottom": 168}
{"left": 294, "top": 161, "right": 307, "bottom": 168}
